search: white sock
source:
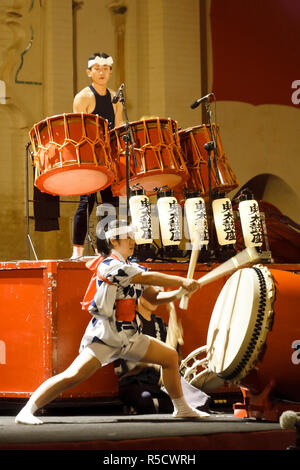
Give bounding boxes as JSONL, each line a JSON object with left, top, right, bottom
{"left": 25, "top": 401, "right": 38, "bottom": 414}
{"left": 15, "top": 400, "right": 43, "bottom": 425}
{"left": 172, "top": 396, "right": 209, "bottom": 418}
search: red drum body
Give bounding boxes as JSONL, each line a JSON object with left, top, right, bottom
{"left": 206, "top": 265, "right": 300, "bottom": 402}
{"left": 178, "top": 124, "right": 239, "bottom": 197}
{"left": 30, "top": 113, "right": 115, "bottom": 196}
{"left": 110, "top": 118, "right": 188, "bottom": 196}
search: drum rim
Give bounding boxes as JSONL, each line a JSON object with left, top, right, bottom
{"left": 110, "top": 117, "right": 178, "bottom": 134}
{"left": 30, "top": 112, "right": 108, "bottom": 130}
{"left": 35, "top": 163, "right": 115, "bottom": 197}
{"left": 178, "top": 123, "right": 219, "bottom": 135}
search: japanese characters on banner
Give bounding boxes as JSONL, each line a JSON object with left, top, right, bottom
{"left": 128, "top": 189, "right": 263, "bottom": 251}
{"left": 185, "top": 195, "right": 209, "bottom": 246}
{"left": 212, "top": 197, "right": 236, "bottom": 245}
{"left": 157, "top": 192, "right": 181, "bottom": 247}
{"left": 238, "top": 199, "right": 263, "bottom": 248}
{"left": 129, "top": 191, "right": 153, "bottom": 245}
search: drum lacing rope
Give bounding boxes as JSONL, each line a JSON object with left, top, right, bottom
{"left": 33, "top": 114, "right": 112, "bottom": 171}
{"left": 221, "top": 267, "right": 268, "bottom": 382}
{"left": 139, "top": 117, "right": 180, "bottom": 170}
{"left": 115, "top": 118, "right": 186, "bottom": 172}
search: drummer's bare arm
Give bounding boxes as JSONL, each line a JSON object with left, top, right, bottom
{"left": 73, "top": 89, "right": 94, "bottom": 113}
{"left": 141, "top": 286, "right": 178, "bottom": 305}
{"left": 114, "top": 101, "right": 124, "bottom": 127}
{"left": 131, "top": 272, "right": 199, "bottom": 305}
{"left": 142, "top": 286, "right": 193, "bottom": 306}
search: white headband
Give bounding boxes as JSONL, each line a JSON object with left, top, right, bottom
{"left": 88, "top": 56, "right": 114, "bottom": 68}
{"left": 105, "top": 225, "right": 136, "bottom": 240}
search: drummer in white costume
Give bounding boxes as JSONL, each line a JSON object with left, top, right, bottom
{"left": 15, "top": 220, "right": 207, "bottom": 425}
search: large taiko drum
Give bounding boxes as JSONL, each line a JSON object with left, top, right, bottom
{"left": 205, "top": 265, "right": 300, "bottom": 402}
{"left": 110, "top": 118, "right": 188, "bottom": 196}
{"left": 178, "top": 124, "right": 239, "bottom": 198}
{"left": 30, "top": 113, "right": 115, "bottom": 196}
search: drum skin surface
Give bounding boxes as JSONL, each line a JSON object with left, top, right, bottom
{"left": 30, "top": 113, "right": 115, "bottom": 196}
{"left": 206, "top": 265, "right": 300, "bottom": 402}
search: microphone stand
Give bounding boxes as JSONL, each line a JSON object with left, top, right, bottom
{"left": 204, "top": 141, "right": 217, "bottom": 262}
{"left": 118, "top": 85, "right": 138, "bottom": 222}
{"left": 25, "top": 142, "right": 38, "bottom": 260}
{"left": 205, "top": 98, "right": 221, "bottom": 186}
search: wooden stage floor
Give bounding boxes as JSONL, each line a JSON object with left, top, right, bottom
{"left": 0, "top": 410, "right": 297, "bottom": 454}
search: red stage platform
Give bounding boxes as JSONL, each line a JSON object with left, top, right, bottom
{"left": 0, "top": 259, "right": 299, "bottom": 405}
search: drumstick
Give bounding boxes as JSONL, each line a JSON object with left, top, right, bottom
{"left": 166, "top": 301, "right": 184, "bottom": 348}
{"left": 178, "top": 246, "right": 261, "bottom": 307}
{"left": 179, "top": 231, "right": 202, "bottom": 310}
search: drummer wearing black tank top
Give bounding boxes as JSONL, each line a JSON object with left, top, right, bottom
{"left": 71, "top": 52, "right": 123, "bottom": 259}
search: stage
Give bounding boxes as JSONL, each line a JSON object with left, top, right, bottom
{"left": 0, "top": 259, "right": 299, "bottom": 457}
{"left": 0, "top": 411, "right": 297, "bottom": 452}
{"left": 1, "top": 259, "right": 299, "bottom": 401}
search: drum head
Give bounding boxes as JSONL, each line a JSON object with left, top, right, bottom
{"left": 206, "top": 265, "right": 274, "bottom": 383}
{"left": 112, "top": 171, "right": 184, "bottom": 196}
{"left": 35, "top": 165, "right": 114, "bottom": 197}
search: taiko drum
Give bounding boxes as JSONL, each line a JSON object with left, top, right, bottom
{"left": 30, "top": 113, "right": 115, "bottom": 196}
{"left": 206, "top": 265, "right": 300, "bottom": 402}
{"left": 110, "top": 118, "right": 188, "bottom": 196}
{"left": 178, "top": 124, "right": 239, "bottom": 199}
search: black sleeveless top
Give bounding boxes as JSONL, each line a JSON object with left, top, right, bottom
{"left": 89, "top": 85, "right": 115, "bottom": 129}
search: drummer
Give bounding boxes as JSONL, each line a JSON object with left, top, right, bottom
{"left": 71, "top": 52, "right": 124, "bottom": 259}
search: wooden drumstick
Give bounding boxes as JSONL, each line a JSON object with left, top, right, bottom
{"left": 166, "top": 301, "right": 184, "bottom": 348}
{"left": 178, "top": 246, "right": 261, "bottom": 307}
{"left": 179, "top": 231, "right": 202, "bottom": 310}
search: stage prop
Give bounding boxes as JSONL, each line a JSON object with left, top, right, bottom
{"left": 110, "top": 117, "right": 187, "bottom": 197}
{"left": 180, "top": 265, "right": 300, "bottom": 421}
{"left": 26, "top": 104, "right": 263, "bottom": 265}
{"left": 178, "top": 123, "right": 238, "bottom": 199}
{"left": 0, "top": 260, "right": 118, "bottom": 399}
{"left": 156, "top": 188, "right": 182, "bottom": 258}
{"left": 1, "top": 260, "right": 299, "bottom": 417}
{"left": 30, "top": 113, "right": 114, "bottom": 196}
{"left": 179, "top": 246, "right": 260, "bottom": 310}
{"left": 129, "top": 186, "right": 156, "bottom": 261}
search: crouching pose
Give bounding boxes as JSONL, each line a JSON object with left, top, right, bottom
{"left": 15, "top": 220, "right": 205, "bottom": 425}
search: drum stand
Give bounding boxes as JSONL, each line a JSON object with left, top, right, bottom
{"left": 205, "top": 99, "right": 221, "bottom": 187}
{"left": 25, "top": 142, "right": 38, "bottom": 260}
{"left": 117, "top": 85, "right": 159, "bottom": 262}
{"left": 203, "top": 100, "right": 225, "bottom": 263}
{"left": 203, "top": 141, "right": 220, "bottom": 263}
{"left": 234, "top": 385, "right": 300, "bottom": 422}
{"left": 118, "top": 85, "right": 138, "bottom": 221}
{"left": 25, "top": 142, "right": 97, "bottom": 260}
{"left": 203, "top": 100, "right": 237, "bottom": 263}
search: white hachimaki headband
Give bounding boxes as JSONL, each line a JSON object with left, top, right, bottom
{"left": 88, "top": 56, "right": 114, "bottom": 68}
{"left": 105, "top": 225, "right": 136, "bottom": 241}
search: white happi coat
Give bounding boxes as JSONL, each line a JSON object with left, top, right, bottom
{"left": 79, "top": 249, "right": 146, "bottom": 351}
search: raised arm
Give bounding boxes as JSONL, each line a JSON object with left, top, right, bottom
{"left": 114, "top": 101, "right": 124, "bottom": 127}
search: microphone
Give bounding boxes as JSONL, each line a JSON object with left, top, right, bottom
{"left": 190, "top": 93, "right": 214, "bottom": 109}
{"left": 112, "top": 83, "right": 125, "bottom": 104}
